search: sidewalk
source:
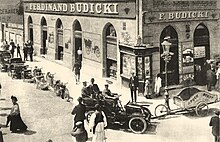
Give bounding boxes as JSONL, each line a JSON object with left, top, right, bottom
{"left": 26, "top": 56, "right": 135, "bottom": 105}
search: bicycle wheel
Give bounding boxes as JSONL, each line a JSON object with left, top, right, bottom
{"left": 155, "top": 104, "right": 169, "bottom": 119}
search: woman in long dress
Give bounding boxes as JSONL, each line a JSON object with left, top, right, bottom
{"left": 6, "top": 96, "right": 28, "bottom": 133}
{"left": 154, "top": 74, "right": 162, "bottom": 96}
{"left": 89, "top": 104, "right": 107, "bottom": 142}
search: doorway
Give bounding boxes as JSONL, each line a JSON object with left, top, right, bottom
{"left": 41, "top": 17, "right": 47, "bottom": 55}
{"left": 160, "top": 25, "right": 179, "bottom": 86}
{"left": 103, "top": 23, "right": 117, "bottom": 79}
{"left": 193, "top": 23, "right": 210, "bottom": 85}
{"left": 28, "top": 16, "right": 33, "bottom": 42}
{"left": 55, "top": 18, "right": 63, "bottom": 60}
{"left": 1, "top": 24, "right": 4, "bottom": 42}
{"left": 73, "top": 20, "right": 82, "bottom": 63}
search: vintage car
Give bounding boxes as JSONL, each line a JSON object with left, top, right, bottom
{"left": 7, "top": 58, "right": 27, "bottom": 79}
{"left": 82, "top": 96, "right": 152, "bottom": 134}
{"left": 0, "top": 50, "right": 11, "bottom": 72}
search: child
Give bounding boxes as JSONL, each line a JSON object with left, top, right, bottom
{"left": 144, "top": 77, "right": 151, "bottom": 99}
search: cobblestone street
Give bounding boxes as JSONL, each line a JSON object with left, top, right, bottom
{"left": 0, "top": 58, "right": 219, "bottom": 142}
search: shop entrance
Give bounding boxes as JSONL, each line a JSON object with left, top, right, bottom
{"left": 103, "top": 24, "right": 117, "bottom": 79}
{"left": 55, "top": 19, "right": 63, "bottom": 60}
{"left": 160, "top": 26, "right": 179, "bottom": 86}
{"left": 28, "top": 16, "right": 33, "bottom": 42}
{"left": 73, "top": 20, "right": 82, "bottom": 63}
{"left": 41, "top": 17, "right": 47, "bottom": 55}
{"left": 193, "top": 24, "right": 210, "bottom": 85}
{"left": 1, "top": 24, "right": 4, "bottom": 42}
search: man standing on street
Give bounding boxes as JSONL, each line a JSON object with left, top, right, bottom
{"left": 129, "top": 72, "right": 138, "bottom": 103}
{"left": 209, "top": 110, "right": 220, "bottom": 142}
{"left": 73, "top": 60, "right": 81, "bottom": 84}
{"left": 16, "top": 44, "right": 22, "bottom": 58}
{"left": 71, "top": 97, "right": 86, "bottom": 129}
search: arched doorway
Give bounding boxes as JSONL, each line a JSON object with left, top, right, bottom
{"left": 103, "top": 24, "right": 117, "bottom": 79}
{"left": 55, "top": 18, "right": 63, "bottom": 60}
{"left": 193, "top": 23, "right": 210, "bottom": 85}
{"left": 28, "top": 16, "right": 33, "bottom": 42}
{"left": 41, "top": 17, "right": 47, "bottom": 55}
{"left": 160, "top": 26, "right": 179, "bottom": 85}
{"left": 73, "top": 20, "right": 82, "bottom": 63}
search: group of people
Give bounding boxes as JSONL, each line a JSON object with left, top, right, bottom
{"left": 71, "top": 97, "right": 107, "bottom": 142}
{"left": 0, "top": 39, "right": 34, "bottom": 61}
{"left": 32, "top": 66, "right": 73, "bottom": 102}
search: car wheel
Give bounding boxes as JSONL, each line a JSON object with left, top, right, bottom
{"left": 195, "top": 102, "right": 209, "bottom": 117}
{"left": 129, "top": 117, "right": 147, "bottom": 134}
{"left": 86, "top": 110, "right": 95, "bottom": 123}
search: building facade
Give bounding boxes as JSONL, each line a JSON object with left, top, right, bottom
{"left": 23, "top": 0, "right": 220, "bottom": 91}
{"left": 143, "top": 0, "right": 220, "bottom": 86}
{"left": 23, "top": 0, "right": 138, "bottom": 85}
{"left": 0, "top": 1, "right": 23, "bottom": 46}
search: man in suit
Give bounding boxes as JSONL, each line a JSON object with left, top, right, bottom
{"left": 129, "top": 72, "right": 138, "bottom": 102}
{"left": 209, "top": 110, "right": 220, "bottom": 142}
{"left": 71, "top": 97, "right": 86, "bottom": 129}
{"left": 88, "top": 78, "right": 100, "bottom": 98}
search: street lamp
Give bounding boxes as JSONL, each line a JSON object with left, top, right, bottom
{"left": 161, "top": 37, "right": 173, "bottom": 110}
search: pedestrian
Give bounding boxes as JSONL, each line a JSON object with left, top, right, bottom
{"left": 6, "top": 96, "right": 28, "bottom": 133}
{"left": 89, "top": 104, "right": 107, "bottom": 142}
{"left": 201, "top": 59, "right": 212, "bottom": 85}
{"left": 16, "top": 44, "right": 22, "bottom": 58}
{"left": 73, "top": 60, "right": 81, "bottom": 84}
{"left": 23, "top": 44, "right": 28, "bottom": 61}
{"left": 207, "top": 68, "right": 215, "bottom": 91}
{"left": 81, "top": 81, "right": 90, "bottom": 98}
{"left": 128, "top": 72, "right": 138, "bottom": 103}
{"left": 216, "top": 64, "right": 220, "bottom": 91}
{"left": 9, "top": 39, "right": 15, "bottom": 58}
{"left": 144, "top": 76, "right": 151, "bottom": 99}
{"left": 154, "top": 73, "right": 162, "bottom": 97}
{"left": 88, "top": 78, "right": 100, "bottom": 98}
{"left": 71, "top": 97, "right": 86, "bottom": 129}
{"left": 209, "top": 110, "right": 220, "bottom": 142}
{"left": 71, "top": 121, "right": 88, "bottom": 142}
{"left": 27, "top": 40, "right": 34, "bottom": 61}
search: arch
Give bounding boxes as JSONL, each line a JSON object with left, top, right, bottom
{"left": 40, "top": 16, "right": 47, "bottom": 55}
{"left": 55, "top": 18, "right": 64, "bottom": 60}
{"left": 160, "top": 25, "right": 179, "bottom": 85}
{"left": 27, "top": 16, "right": 33, "bottom": 42}
{"left": 102, "top": 23, "right": 117, "bottom": 78}
{"left": 56, "top": 18, "right": 63, "bottom": 29}
{"left": 41, "top": 16, "right": 47, "bottom": 26}
{"left": 193, "top": 23, "right": 210, "bottom": 85}
{"left": 72, "top": 19, "right": 82, "bottom": 65}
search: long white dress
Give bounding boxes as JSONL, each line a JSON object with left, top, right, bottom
{"left": 89, "top": 111, "right": 107, "bottom": 142}
{"left": 154, "top": 77, "right": 162, "bottom": 94}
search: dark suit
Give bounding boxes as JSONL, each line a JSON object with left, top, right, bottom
{"left": 209, "top": 115, "right": 220, "bottom": 142}
{"left": 71, "top": 103, "right": 86, "bottom": 128}
{"left": 129, "top": 76, "right": 138, "bottom": 102}
{"left": 88, "top": 84, "right": 100, "bottom": 98}
{"left": 81, "top": 87, "right": 90, "bottom": 98}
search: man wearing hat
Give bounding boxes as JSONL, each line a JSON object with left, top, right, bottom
{"left": 209, "top": 110, "right": 220, "bottom": 142}
{"left": 81, "top": 81, "right": 90, "bottom": 98}
{"left": 71, "top": 121, "right": 88, "bottom": 142}
{"left": 88, "top": 78, "right": 100, "bottom": 98}
{"left": 129, "top": 72, "right": 138, "bottom": 102}
{"left": 71, "top": 97, "right": 86, "bottom": 129}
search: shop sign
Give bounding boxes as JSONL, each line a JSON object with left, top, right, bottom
{"left": 28, "top": 3, "right": 118, "bottom": 14}
{"left": 25, "top": 2, "right": 136, "bottom": 18}
{"left": 159, "top": 11, "right": 209, "bottom": 20}
{"left": 194, "top": 46, "right": 205, "bottom": 59}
